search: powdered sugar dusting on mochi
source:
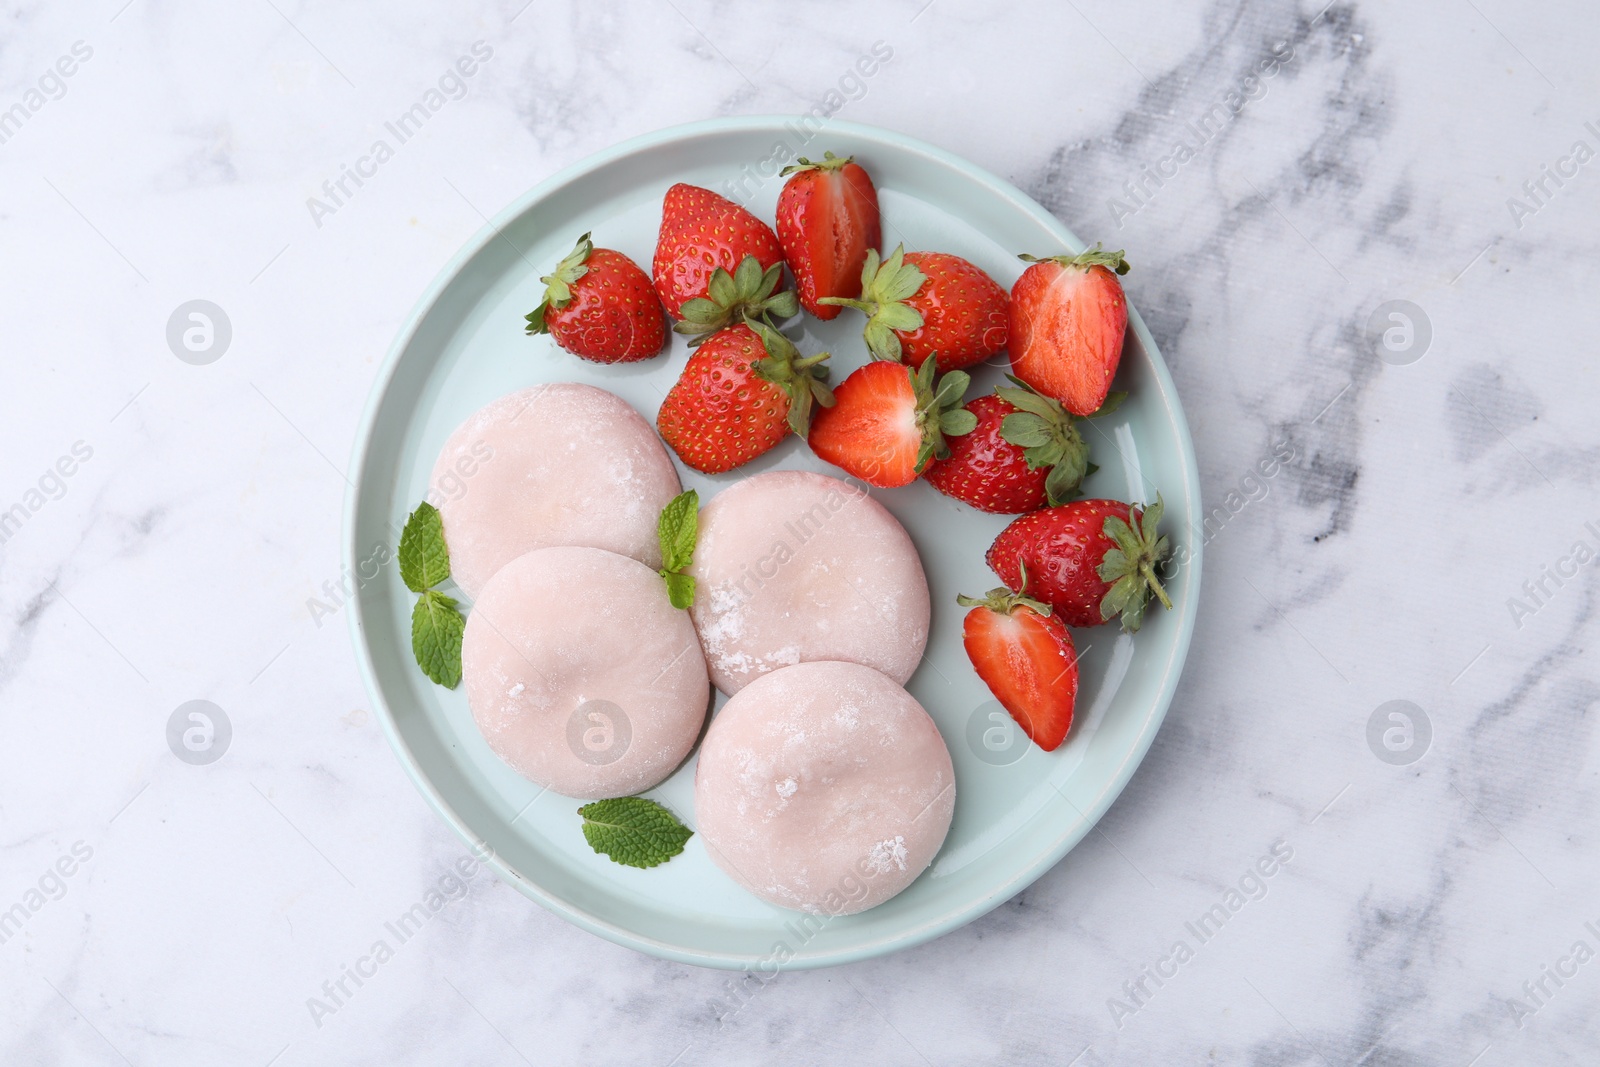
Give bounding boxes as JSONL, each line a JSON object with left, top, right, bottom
{"left": 461, "top": 546, "right": 709, "bottom": 799}
{"left": 867, "top": 836, "right": 909, "bottom": 874}
{"left": 694, "top": 661, "right": 955, "bottom": 915}
{"left": 431, "top": 383, "right": 680, "bottom": 600}
{"left": 688, "top": 471, "right": 930, "bottom": 696}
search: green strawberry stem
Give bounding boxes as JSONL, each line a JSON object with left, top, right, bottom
{"left": 1019, "top": 242, "right": 1131, "bottom": 276}
{"left": 957, "top": 578, "right": 1052, "bottom": 618}
{"left": 995, "top": 379, "right": 1129, "bottom": 505}
{"left": 1141, "top": 562, "right": 1173, "bottom": 610}
{"left": 780, "top": 150, "right": 854, "bottom": 176}
{"left": 746, "top": 316, "right": 834, "bottom": 436}
{"left": 817, "top": 245, "right": 926, "bottom": 362}
{"left": 673, "top": 255, "right": 799, "bottom": 345}
{"left": 525, "top": 232, "right": 594, "bottom": 335}
{"left": 1096, "top": 495, "right": 1172, "bottom": 633}
{"left": 910, "top": 357, "right": 975, "bottom": 472}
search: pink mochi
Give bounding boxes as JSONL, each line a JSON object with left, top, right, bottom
{"left": 461, "top": 546, "right": 709, "bottom": 799}
{"left": 688, "top": 470, "right": 930, "bottom": 695}
{"left": 694, "top": 661, "right": 955, "bottom": 915}
{"left": 430, "top": 383, "right": 680, "bottom": 600}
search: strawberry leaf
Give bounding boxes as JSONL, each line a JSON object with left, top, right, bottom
{"left": 1020, "top": 242, "right": 1131, "bottom": 276}
{"left": 809, "top": 375, "right": 836, "bottom": 409}
{"left": 1098, "top": 548, "right": 1130, "bottom": 583}
{"left": 995, "top": 384, "right": 1060, "bottom": 420}
{"left": 875, "top": 303, "right": 924, "bottom": 332}
{"left": 1139, "top": 494, "right": 1165, "bottom": 532}
{"left": 1001, "top": 412, "right": 1053, "bottom": 449}
{"left": 864, "top": 320, "right": 902, "bottom": 362}
{"left": 523, "top": 303, "right": 548, "bottom": 334}
{"left": 1093, "top": 391, "right": 1128, "bottom": 417}
{"left": 1100, "top": 575, "right": 1137, "bottom": 621}
{"left": 826, "top": 244, "right": 927, "bottom": 362}
{"left": 736, "top": 254, "right": 764, "bottom": 295}
{"left": 940, "top": 408, "right": 978, "bottom": 436}
{"left": 524, "top": 232, "right": 593, "bottom": 335}
{"left": 875, "top": 246, "right": 927, "bottom": 302}
{"left": 1093, "top": 496, "right": 1174, "bottom": 632}
{"left": 995, "top": 379, "right": 1094, "bottom": 504}
{"left": 748, "top": 318, "right": 833, "bottom": 437}
{"left": 780, "top": 150, "right": 854, "bottom": 176}
{"left": 956, "top": 583, "right": 1053, "bottom": 617}
{"left": 673, "top": 254, "right": 798, "bottom": 345}
{"left": 676, "top": 297, "right": 725, "bottom": 325}
{"left": 708, "top": 268, "right": 738, "bottom": 308}
{"left": 1121, "top": 589, "right": 1149, "bottom": 631}
{"left": 1044, "top": 459, "right": 1086, "bottom": 506}
{"left": 933, "top": 369, "right": 970, "bottom": 408}
{"left": 909, "top": 360, "right": 972, "bottom": 473}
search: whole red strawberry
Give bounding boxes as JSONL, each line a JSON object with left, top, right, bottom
{"left": 657, "top": 319, "right": 833, "bottom": 474}
{"left": 653, "top": 183, "right": 786, "bottom": 320}
{"left": 821, "top": 245, "right": 1008, "bottom": 372}
{"left": 987, "top": 496, "right": 1172, "bottom": 632}
{"left": 775, "top": 151, "right": 881, "bottom": 320}
{"left": 924, "top": 381, "right": 1123, "bottom": 513}
{"left": 924, "top": 395, "right": 1045, "bottom": 513}
{"left": 807, "top": 357, "right": 976, "bottom": 488}
{"left": 523, "top": 233, "right": 666, "bottom": 362}
{"left": 1009, "top": 244, "right": 1130, "bottom": 416}
{"left": 959, "top": 580, "right": 1079, "bottom": 751}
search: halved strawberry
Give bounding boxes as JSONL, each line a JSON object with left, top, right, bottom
{"left": 959, "top": 580, "right": 1078, "bottom": 751}
{"left": 924, "top": 380, "right": 1124, "bottom": 513}
{"left": 987, "top": 496, "right": 1172, "bottom": 632}
{"left": 807, "top": 357, "right": 976, "bottom": 488}
{"left": 657, "top": 319, "right": 833, "bottom": 474}
{"left": 776, "top": 152, "right": 881, "bottom": 320}
{"left": 820, "top": 245, "right": 1008, "bottom": 372}
{"left": 523, "top": 233, "right": 667, "bottom": 363}
{"left": 653, "top": 183, "right": 786, "bottom": 320}
{"left": 1009, "top": 244, "right": 1130, "bottom": 416}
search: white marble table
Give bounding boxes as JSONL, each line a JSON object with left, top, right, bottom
{"left": 3, "top": 0, "right": 1596, "bottom": 1063}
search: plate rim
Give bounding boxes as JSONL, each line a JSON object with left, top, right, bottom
{"left": 344, "top": 115, "right": 1203, "bottom": 970}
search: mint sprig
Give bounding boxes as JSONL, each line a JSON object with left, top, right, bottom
{"left": 412, "top": 589, "right": 465, "bottom": 687}
{"left": 656, "top": 490, "right": 698, "bottom": 610}
{"left": 578, "top": 796, "right": 693, "bottom": 868}
{"left": 398, "top": 501, "right": 451, "bottom": 592}
{"left": 399, "top": 501, "right": 465, "bottom": 688}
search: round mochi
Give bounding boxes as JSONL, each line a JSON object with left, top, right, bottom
{"left": 431, "top": 383, "right": 681, "bottom": 601}
{"left": 689, "top": 470, "right": 930, "bottom": 695}
{"left": 461, "top": 546, "right": 709, "bottom": 800}
{"left": 695, "top": 661, "right": 955, "bottom": 915}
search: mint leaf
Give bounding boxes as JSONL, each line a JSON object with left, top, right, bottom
{"left": 656, "top": 490, "right": 699, "bottom": 609}
{"left": 657, "top": 490, "right": 698, "bottom": 572}
{"left": 411, "top": 589, "right": 464, "bottom": 688}
{"left": 578, "top": 796, "right": 693, "bottom": 869}
{"left": 662, "top": 571, "right": 696, "bottom": 611}
{"left": 399, "top": 502, "right": 450, "bottom": 593}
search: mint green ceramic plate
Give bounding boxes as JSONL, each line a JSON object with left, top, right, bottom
{"left": 346, "top": 117, "right": 1201, "bottom": 969}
